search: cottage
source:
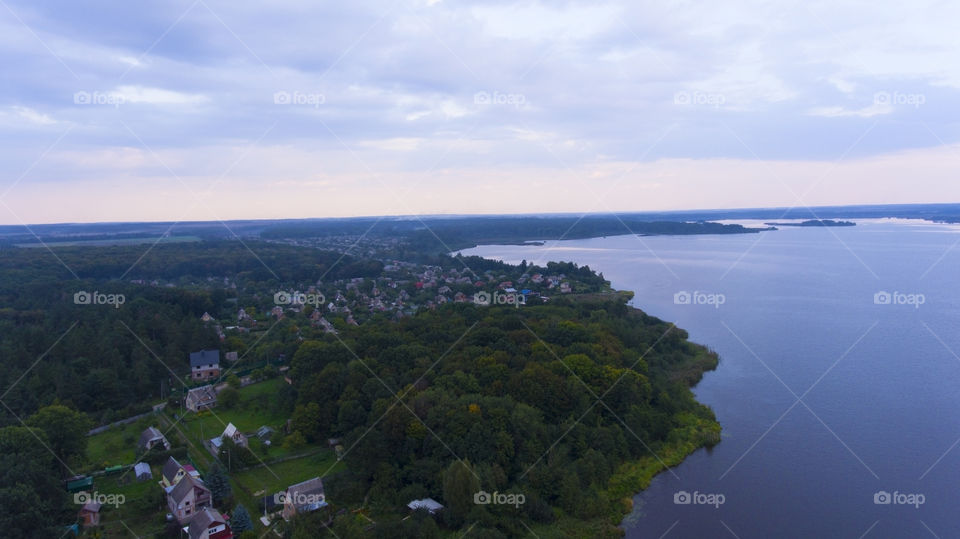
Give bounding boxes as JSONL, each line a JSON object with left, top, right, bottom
{"left": 281, "top": 477, "right": 327, "bottom": 520}
{"left": 190, "top": 350, "right": 221, "bottom": 381}
{"left": 78, "top": 501, "right": 101, "bottom": 527}
{"left": 134, "top": 462, "right": 152, "bottom": 481}
{"left": 161, "top": 457, "right": 188, "bottom": 488}
{"left": 167, "top": 474, "right": 212, "bottom": 523}
{"left": 222, "top": 423, "right": 248, "bottom": 448}
{"left": 138, "top": 426, "right": 171, "bottom": 452}
{"left": 186, "top": 507, "right": 233, "bottom": 539}
{"left": 185, "top": 385, "right": 217, "bottom": 412}
{"left": 407, "top": 498, "right": 444, "bottom": 515}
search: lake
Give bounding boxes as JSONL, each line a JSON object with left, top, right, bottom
{"left": 460, "top": 219, "right": 960, "bottom": 538}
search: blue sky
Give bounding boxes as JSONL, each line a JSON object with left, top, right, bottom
{"left": 1, "top": 0, "right": 958, "bottom": 224}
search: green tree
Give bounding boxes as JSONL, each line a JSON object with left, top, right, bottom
{"left": 25, "top": 404, "right": 92, "bottom": 466}
{"left": 283, "top": 431, "right": 306, "bottom": 450}
{"left": 206, "top": 463, "right": 233, "bottom": 505}
{"left": 441, "top": 460, "right": 480, "bottom": 526}
{"left": 290, "top": 402, "right": 324, "bottom": 442}
{"left": 0, "top": 426, "right": 68, "bottom": 536}
{"left": 218, "top": 387, "right": 241, "bottom": 410}
{"left": 231, "top": 503, "right": 254, "bottom": 532}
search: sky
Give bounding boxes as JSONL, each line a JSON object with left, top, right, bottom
{"left": 1, "top": 0, "right": 959, "bottom": 224}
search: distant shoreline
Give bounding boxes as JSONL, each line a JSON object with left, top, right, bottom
{"left": 763, "top": 219, "right": 856, "bottom": 227}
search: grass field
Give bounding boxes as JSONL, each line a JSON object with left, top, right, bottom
{"left": 83, "top": 378, "right": 348, "bottom": 535}
{"left": 178, "top": 378, "right": 289, "bottom": 445}
{"left": 79, "top": 463, "right": 170, "bottom": 537}
{"left": 233, "top": 449, "right": 345, "bottom": 499}
{"left": 86, "top": 417, "right": 159, "bottom": 470}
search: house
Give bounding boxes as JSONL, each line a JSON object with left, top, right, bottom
{"left": 222, "top": 423, "right": 248, "bottom": 448}
{"left": 407, "top": 498, "right": 444, "bottom": 515}
{"left": 161, "top": 457, "right": 188, "bottom": 488}
{"left": 134, "top": 462, "right": 152, "bottom": 481}
{"left": 186, "top": 507, "right": 233, "bottom": 539}
{"left": 560, "top": 282, "right": 572, "bottom": 293}
{"left": 256, "top": 426, "right": 275, "bottom": 441}
{"left": 200, "top": 312, "right": 214, "bottom": 323}
{"left": 190, "top": 350, "right": 221, "bottom": 381}
{"left": 281, "top": 477, "right": 327, "bottom": 520}
{"left": 185, "top": 385, "right": 217, "bottom": 412}
{"left": 224, "top": 351, "right": 239, "bottom": 362}
{"left": 138, "top": 426, "right": 171, "bottom": 452}
{"left": 167, "top": 474, "right": 212, "bottom": 523}
{"left": 78, "top": 501, "right": 101, "bottom": 527}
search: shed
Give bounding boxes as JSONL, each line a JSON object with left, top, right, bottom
{"left": 134, "top": 462, "right": 152, "bottom": 481}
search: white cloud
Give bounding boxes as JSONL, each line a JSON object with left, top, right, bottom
{"left": 10, "top": 106, "right": 57, "bottom": 126}
{"left": 807, "top": 104, "right": 891, "bottom": 118}
{"left": 112, "top": 85, "right": 209, "bottom": 105}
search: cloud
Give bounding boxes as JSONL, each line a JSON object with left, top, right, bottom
{"left": 8, "top": 106, "right": 58, "bottom": 126}
{"left": 807, "top": 104, "right": 891, "bottom": 118}
{"left": 112, "top": 85, "right": 209, "bottom": 105}
{"left": 0, "top": 0, "right": 959, "bottom": 223}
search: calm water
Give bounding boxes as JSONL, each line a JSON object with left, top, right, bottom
{"left": 460, "top": 219, "right": 960, "bottom": 538}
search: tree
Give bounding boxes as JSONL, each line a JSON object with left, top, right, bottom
{"left": 226, "top": 374, "right": 242, "bottom": 389}
{"left": 0, "top": 426, "right": 68, "bottom": 536}
{"left": 218, "top": 387, "right": 241, "bottom": 410}
{"left": 283, "top": 431, "right": 306, "bottom": 450}
{"left": 205, "top": 463, "right": 232, "bottom": 506}
{"left": 290, "top": 402, "right": 324, "bottom": 442}
{"left": 231, "top": 503, "right": 254, "bottom": 533}
{"left": 24, "top": 404, "right": 92, "bottom": 467}
{"left": 442, "top": 460, "right": 480, "bottom": 526}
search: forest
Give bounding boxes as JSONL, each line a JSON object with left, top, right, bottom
{"left": 288, "top": 297, "right": 720, "bottom": 537}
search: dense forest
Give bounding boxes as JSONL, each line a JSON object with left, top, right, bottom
{"left": 288, "top": 297, "right": 720, "bottom": 537}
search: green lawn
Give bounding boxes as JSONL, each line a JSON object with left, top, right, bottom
{"left": 82, "top": 378, "right": 348, "bottom": 536}
{"left": 85, "top": 416, "right": 159, "bottom": 470}
{"left": 233, "top": 449, "right": 345, "bottom": 499}
{"left": 178, "top": 378, "right": 289, "bottom": 442}
{"left": 81, "top": 464, "right": 170, "bottom": 537}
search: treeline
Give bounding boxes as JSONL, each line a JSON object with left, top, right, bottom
{"left": 0, "top": 240, "right": 382, "bottom": 283}
{"left": 287, "top": 297, "right": 720, "bottom": 537}
{"left": 260, "top": 216, "right": 763, "bottom": 254}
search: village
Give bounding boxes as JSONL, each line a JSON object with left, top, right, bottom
{"left": 67, "top": 340, "right": 453, "bottom": 538}
{"left": 62, "top": 256, "right": 604, "bottom": 537}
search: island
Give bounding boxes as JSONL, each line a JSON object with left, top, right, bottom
{"left": 764, "top": 219, "right": 856, "bottom": 227}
